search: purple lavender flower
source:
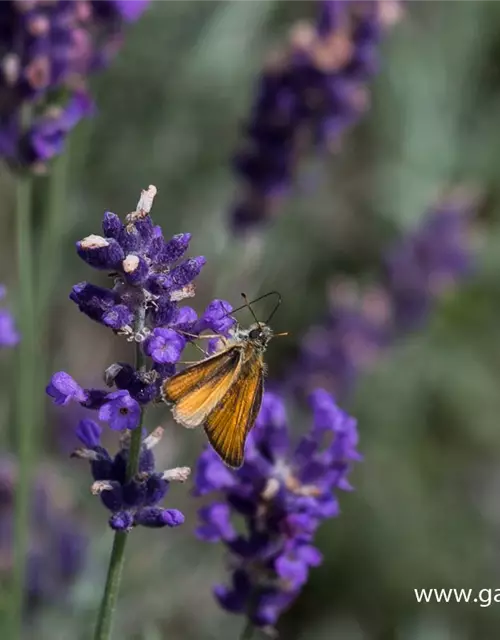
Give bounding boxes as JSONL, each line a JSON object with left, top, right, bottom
{"left": 384, "top": 194, "right": 476, "bottom": 332}
{"left": 194, "top": 389, "right": 360, "bottom": 633}
{"left": 46, "top": 186, "right": 235, "bottom": 412}
{"left": 292, "top": 192, "right": 478, "bottom": 399}
{"left": 0, "top": 0, "right": 148, "bottom": 168}
{"left": 293, "top": 280, "right": 392, "bottom": 398}
{"left": 46, "top": 371, "right": 89, "bottom": 406}
{"left": 98, "top": 390, "right": 141, "bottom": 431}
{"left": 70, "top": 187, "right": 215, "bottom": 344}
{"left": 72, "top": 423, "right": 188, "bottom": 531}
{"left": 47, "top": 186, "right": 236, "bottom": 532}
{"left": 230, "top": 0, "right": 402, "bottom": 231}
{"left": 143, "top": 328, "right": 186, "bottom": 364}
{"left": 0, "top": 456, "right": 87, "bottom": 609}
{"left": 25, "top": 91, "right": 95, "bottom": 165}
{"left": 0, "top": 285, "right": 19, "bottom": 347}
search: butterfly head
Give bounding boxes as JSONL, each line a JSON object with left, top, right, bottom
{"left": 245, "top": 322, "right": 274, "bottom": 351}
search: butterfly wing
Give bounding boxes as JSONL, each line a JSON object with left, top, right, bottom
{"left": 204, "top": 354, "right": 264, "bottom": 468}
{"left": 162, "top": 346, "right": 243, "bottom": 428}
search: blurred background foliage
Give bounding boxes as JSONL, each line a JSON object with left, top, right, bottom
{"left": 5, "top": 1, "right": 500, "bottom": 638}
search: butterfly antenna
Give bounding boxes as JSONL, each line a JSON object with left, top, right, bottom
{"left": 230, "top": 291, "right": 281, "bottom": 317}
{"left": 264, "top": 292, "right": 282, "bottom": 324}
{"left": 240, "top": 292, "right": 261, "bottom": 326}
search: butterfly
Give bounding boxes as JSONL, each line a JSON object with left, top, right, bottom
{"left": 161, "top": 292, "right": 286, "bottom": 468}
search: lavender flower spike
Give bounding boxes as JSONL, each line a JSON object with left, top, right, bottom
{"left": 194, "top": 390, "right": 360, "bottom": 633}
{"left": 47, "top": 184, "right": 242, "bottom": 639}
{"left": 0, "top": 0, "right": 149, "bottom": 169}
{"left": 47, "top": 184, "right": 236, "bottom": 529}
{"left": 384, "top": 190, "right": 478, "bottom": 332}
{"left": 292, "top": 190, "right": 479, "bottom": 400}
{"left": 230, "top": 0, "right": 402, "bottom": 231}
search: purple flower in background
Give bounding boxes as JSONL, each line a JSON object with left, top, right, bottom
{"left": 72, "top": 423, "right": 188, "bottom": 531}
{"left": 194, "top": 390, "right": 360, "bottom": 633}
{"left": 25, "top": 91, "right": 95, "bottom": 164}
{"left": 230, "top": 0, "right": 402, "bottom": 231}
{"left": 0, "top": 456, "right": 87, "bottom": 609}
{"left": 0, "top": 0, "right": 148, "bottom": 169}
{"left": 384, "top": 193, "right": 476, "bottom": 332}
{"left": 0, "top": 286, "right": 19, "bottom": 347}
{"left": 292, "top": 191, "right": 478, "bottom": 399}
{"left": 293, "top": 280, "right": 392, "bottom": 398}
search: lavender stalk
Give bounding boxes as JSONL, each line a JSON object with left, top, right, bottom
{"left": 11, "top": 113, "right": 35, "bottom": 638}
{"left": 46, "top": 185, "right": 238, "bottom": 639}
{"left": 37, "top": 152, "right": 69, "bottom": 316}
{"left": 241, "top": 620, "right": 255, "bottom": 640}
{"left": 93, "top": 342, "right": 146, "bottom": 640}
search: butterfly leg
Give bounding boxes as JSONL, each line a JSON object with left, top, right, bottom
{"left": 175, "top": 330, "right": 227, "bottom": 341}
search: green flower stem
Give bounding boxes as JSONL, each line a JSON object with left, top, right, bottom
{"left": 240, "top": 620, "right": 255, "bottom": 640}
{"left": 37, "top": 151, "right": 69, "bottom": 317}
{"left": 11, "top": 167, "right": 35, "bottom": 638}
{"left": 93, "top": 329, "right": 146, "bottom": 640}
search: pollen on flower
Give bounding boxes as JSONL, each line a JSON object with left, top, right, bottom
{"left": 170, "top": 284, "right": 196, "bottom": 302}
{"left": 136, "top": 184, "right": 157, "bottom": 215}
{"left": 143, "top": 427, "right": 164, "bottom": 450}
{"left": 91, "top": 480, "right": 114, "bottom": 495}
{"left": 162, "top": 467, "right": 191, "bottom": 483}
{"left": 261, "top": 477, "right": 280, "bottom": 501}
{"left": 123, "top": 254, "right": 140, "bottom": 273}
{"left": 79, "top": 235, "right": 109, "bottom": 250}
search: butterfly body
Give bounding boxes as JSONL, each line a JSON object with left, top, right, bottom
{"left": 162, "top": 322, "right": 273, "bottom": 468}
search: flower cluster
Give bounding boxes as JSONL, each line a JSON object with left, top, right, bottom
{"left": 194, "top": 389, "right": 360, "bottom": 632}
{"left": 47, "top": 185, "right": 235, "bottom": 527}
{"left": 230, "top": 0, "right": 402, "bottom": 231}
{"left": 0, "top": 0, "right": 148, "bottom": 168}
{"left": 0, "top": 285, "right": 19, "bottom": 347}
{"left": 292, "top": 193, "right": 478, "bottom": 398}
{"left": 72, "top": 422, "right": 188, "bottom": 531}
{"left": 0, "top": 456, "right": 87, "bottom": 609}
{"left": 48, "top": 185, "right": 233, "bottom": 413}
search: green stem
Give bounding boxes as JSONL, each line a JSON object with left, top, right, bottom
{"left": 37, "top": 151, "right": 68, "bottom": 317}
{"left": 93, "top": 335, "right": 146, "bottom": 640}
{"left": 240, "top": 620, "right": 255, "bottom": 640}
{"left": 11, "top": 167, "right": 35, "bottom": 637}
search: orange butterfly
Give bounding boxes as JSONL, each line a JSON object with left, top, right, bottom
{"left": 161, "top": 292, "right": 287, "bottom": 468}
